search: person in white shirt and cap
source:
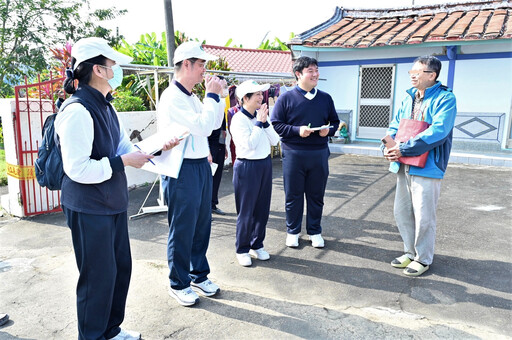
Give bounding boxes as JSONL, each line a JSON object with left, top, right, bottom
{"left": 157, "top": 41, "right": 225, "bottom": 306}
{"left": 230, "top": 80, "right": 280, "bottom": 266}
{"left": 55, "top": 37, "right": 179, "bottom": 340}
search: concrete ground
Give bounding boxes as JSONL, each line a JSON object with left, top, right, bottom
{"left": 0, "top": 154, "right": 511, "bottom": 339}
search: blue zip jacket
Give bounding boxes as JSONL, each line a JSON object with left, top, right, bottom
{"left": 386, "top": 81, "right": 457, "bottom": 179}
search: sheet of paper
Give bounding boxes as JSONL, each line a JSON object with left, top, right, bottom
{"left": 309, "top": 124, "right": 334, "bottom": 131}
{"left": 210, "top": 162, "right": 218, "bottom": 176}
{"left": 136, "top": 125, "right": 190, "bottom": 178}
{"left": 134, "top": 129, "right": 190, "bottom": 155}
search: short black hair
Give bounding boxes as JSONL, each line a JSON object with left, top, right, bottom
{"left": 174, "top": 57, "right": 200, "bottom": 72}
{"left": 293, "top": 56, "right": 318, "bottom": 80}
{"left": 414, "top": 55, "right": 442, "bottom": 80}
{"left": 241, "top": 92, "right": 255, "bottom": 105}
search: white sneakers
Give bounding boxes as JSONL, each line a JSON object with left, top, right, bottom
{"left": 236, "top": 253, "right": 252, "bottom": 266}
{"left": 168, "top": 286, "right": 200, "bottom": 307}
{"left": 286, "top": 233, "right": 325, "bottom": 248}
{"left": 237, "top": 248, "right": 270, "bottom": 266}
{"left": 191, "top": 279, "right": 220, "bottom": 297}
{"left": 309, "top": 234, "right": 325, "bottom": 248}
{"left": 249, "top": 248, "right": 270, "bottom": 260}
{"left": 107, "top": 329, "right": 141, "bottom": 340}
{"left": 169, "top": 279, "right": 220, "bottom": 306}
{"left": 286, "top": 233, "right": 299, "bottom": 247}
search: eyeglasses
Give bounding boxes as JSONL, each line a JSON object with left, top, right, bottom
{"left": 408, "top": 70, "right": 434, "bottom": 76}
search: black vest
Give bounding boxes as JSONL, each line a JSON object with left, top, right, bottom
{"left": 60, "top": 85, "right": 128, "bottom": 215}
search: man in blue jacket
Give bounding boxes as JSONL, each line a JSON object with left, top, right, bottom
{"left": 383, "top": 55, "right": 457, "bottom": 277}
{"left": 271, "top": 56, "right": 340, "bottom": 249}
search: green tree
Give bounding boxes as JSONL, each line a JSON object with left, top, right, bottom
{"left": 0, "top": 0, "right": 126, "bottom": 97}
{"left": 118, "top": 31, "right": 211, "bottom": 109}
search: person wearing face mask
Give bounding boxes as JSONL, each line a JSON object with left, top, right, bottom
{"left": 55, "top": 37, "right": 179, "bottom": 340}
{"left": 229, "top": 80, "right": 280, "bottom": 266}
{"left": 270, "top": 56, "right": 340, "bottom": 249}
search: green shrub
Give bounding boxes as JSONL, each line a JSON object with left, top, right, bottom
{"left": 0, "top": 149, "right": 7, "bottom": 186}
{"left": 112, "top": 91, "right": 147, "bottom": 112}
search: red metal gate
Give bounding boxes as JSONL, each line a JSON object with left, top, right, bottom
{"left": 13, "top": 74, "right": 64, "bottom": 216}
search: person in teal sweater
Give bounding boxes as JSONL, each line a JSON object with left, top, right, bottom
{"left": 383, "top": 55, "right": 457, "bottom": 277}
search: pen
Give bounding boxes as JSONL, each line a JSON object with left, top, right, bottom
{"left": 134, "top": 145, "right": 156, "bottom": 165}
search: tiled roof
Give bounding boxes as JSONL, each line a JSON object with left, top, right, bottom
{"left": 290, "top": 1, "right": 512, "bottom": 48}
{"left": 202, "top": 45, "right": 293, "bottom": 74}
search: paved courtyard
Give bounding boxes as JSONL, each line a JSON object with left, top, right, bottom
{"left": 0, "top": 154, "right": 511, "bottom": 339}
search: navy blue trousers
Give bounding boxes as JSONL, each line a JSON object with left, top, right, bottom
{"left": 210, "top": 143, "right": 226, "bottom": 208}
{"left": 233, "top": 156, "right": 272, "bottom": 253}
{"left": 162, "top": 158, "right": 212, "bottom": 290}
{"left": 63, "top": 206, "right": 131, "bottom": 340}
{"left": 282, "top": 148, "right": 330, "bottom": 235}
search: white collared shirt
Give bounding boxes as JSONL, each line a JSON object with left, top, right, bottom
{"left": 157, "top": 83, "right": 225, "bottom": 159}
{"left": 230, "top": 109, "right": 280, "bottom": 160}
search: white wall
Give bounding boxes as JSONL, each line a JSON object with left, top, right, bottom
{"left": 310, "top": 46, "right": 445, "bottom": 62}
{"left": 453, "top": 58, "right": 511, "bottom": 113}
{"left": 454, "top": 58, "right": 512, "bottom": 148}
{"left": 460, "top": 42, "right": 511, "bottom": 54}
{"left": 319, "top": 65, "right": 359, "bottom": 133}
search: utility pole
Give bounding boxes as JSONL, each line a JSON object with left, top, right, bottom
{"left": 164, "top": 0, "right": 175, "bottom": 67}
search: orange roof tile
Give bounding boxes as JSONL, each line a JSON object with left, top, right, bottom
{"left": 291, "top": 1, "right": 512, "bottom": 48}
{"left": 484, "top": 9, "right": 507, "bottom": 38}
{"left": 373, "top": 18, "right": 414, "bottom": 46}
{"left": 390, "top": 15, "right": 433, "bottom": 45}
{"left": 427, "top": 11, "right": 464, "bottom": 40}
{"left": 202, "top": 45, "right": 292, "bottom": 74}
{"left": 357, "top": 19, "right": 397, "bottom": 48}
{"left": 501, "top": 9, "right": 512, "bottom": 38}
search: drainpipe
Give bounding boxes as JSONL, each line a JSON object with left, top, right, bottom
{"left": 446, "top": 45, "right": 457, "bottom": 90}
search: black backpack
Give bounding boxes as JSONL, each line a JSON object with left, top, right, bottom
{"left": 34, "top": 98, "right": 81, "bottom": 190}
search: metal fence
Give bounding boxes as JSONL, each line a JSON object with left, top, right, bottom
{"left": 13, "top": 74, "right": 64, "bottom": 216}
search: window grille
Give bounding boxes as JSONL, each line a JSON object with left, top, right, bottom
{"left": 358, "top": 65, "right": 395, "bottom": 133}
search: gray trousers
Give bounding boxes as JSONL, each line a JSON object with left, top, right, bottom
{"left": 394, "top": 166, "right": 442, "bottom": 265}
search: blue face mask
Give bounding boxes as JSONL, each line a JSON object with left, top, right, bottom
{"left": 105, "top": 64, "right": 123, "bottom": 90}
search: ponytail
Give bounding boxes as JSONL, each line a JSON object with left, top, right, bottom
{"left": 63, "top": 56, "right": 108, "bottom": 95}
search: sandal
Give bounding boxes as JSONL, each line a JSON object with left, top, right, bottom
{"left": 391, "top": 254, "right": 412, "bottom": 268}
{"left": 403, "top": 261, "right": 429, "bottom": 276}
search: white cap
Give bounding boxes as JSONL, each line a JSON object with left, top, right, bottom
{"left": 72, "top": 37, "right": 132, "bottom": 70}
{"left": 236, "top": 80, "right": 270, "bottom": 99}
{"left": 173, "top": 41, "right": 218, "bottom": 65}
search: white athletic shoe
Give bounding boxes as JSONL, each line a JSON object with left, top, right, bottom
{"left": 168, "top": 286, "right": 199, "bottom": 306}
{"left": 236, "top": 253, "right": 252, "bottom": 267}
{"left": 191, "top": 279, "right": 220, "bottom": 297}
{"left": 249, "top": 248, "right": 270, "bottom": 260}
{"left": 309, "top": 234, "right": 325, "bottom": 248}
{"left": 286, "top": 233, "right": 299, "bottom": 247}
{"left": 107, "top": 329, "right": 141, "bottom": 340}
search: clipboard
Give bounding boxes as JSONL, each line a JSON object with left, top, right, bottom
{"left": 135, "top": 130, "right": 190, "bottom": 156}
{"left": 135, "top": 126, "right": 190, "bottom": 178}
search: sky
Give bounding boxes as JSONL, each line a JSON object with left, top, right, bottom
{"left": 87, "top": 0, "right": 470, "bottom": 48}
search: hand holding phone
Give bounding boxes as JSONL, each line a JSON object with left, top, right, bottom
{"left": 381, "top": 135, "right": 396, "bottom": 148}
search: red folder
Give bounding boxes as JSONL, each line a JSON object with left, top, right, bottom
{"left": 395, "top": 119, "right": 430, "bottom": 168}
